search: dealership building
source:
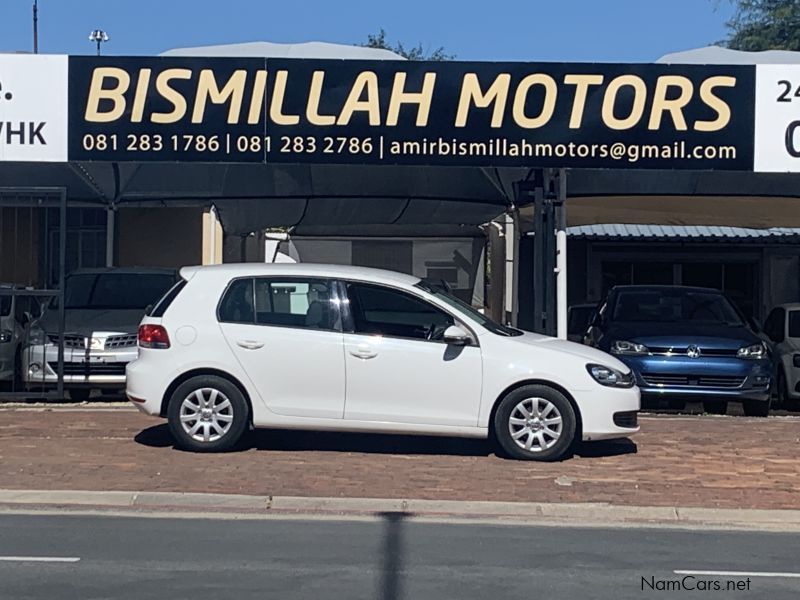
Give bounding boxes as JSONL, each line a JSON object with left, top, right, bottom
{"left": 1, "top": 41, "right": 800, "bottom": 394}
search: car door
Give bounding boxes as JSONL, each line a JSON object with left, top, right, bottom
{"left": 217, "top": 277, "right": 346, "bottom": 419}
{"left": 341, "top": 281, "right": 482, "bottom": 427}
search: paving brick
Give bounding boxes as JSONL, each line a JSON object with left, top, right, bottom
{"left": 0, "top": 410, "right": 797, "bottom": 509}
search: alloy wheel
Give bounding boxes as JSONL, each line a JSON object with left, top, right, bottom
{"left": 508, "top": 397, "right": 563, "bottom": 452}
{"left": 179, "top": 388, "right": 234, "bottom": 443}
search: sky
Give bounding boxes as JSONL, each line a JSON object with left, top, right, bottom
{"left": 1, "top": 0, "right": 736, "bottom": 62}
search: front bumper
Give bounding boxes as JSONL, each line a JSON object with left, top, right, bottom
{"left": 618, "top": 355, "right": 772, "bottom": 402}
{"left": 22, "top": 343, "right": 138, "bottom": 386}
{"left": 574, "top": 384, "right": 641, "bottom": 441}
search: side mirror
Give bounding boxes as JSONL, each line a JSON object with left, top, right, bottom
{"left": 21, "top": 311, "right": 33, "bottom": 326}
{"left": 443, "top": 325, "right": 471, "bottom": 346}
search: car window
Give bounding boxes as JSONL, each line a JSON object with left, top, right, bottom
{"left": 59, "top": 273, "right": 176, "bottom": 310}
{"left": 347, "top": 282, "right": 453, "bottom": 341}
{"left": 568, "top": 306, "right": 595, "bottom": 336}
{"left": 611, "top": 290, "right": 742, "bottom": 325}
{"left": 254, "top": 278, "right": 340, "bottom": 331}
{"left": 0, "top": 294, "right": 10, "bottom": 317}
{"left": 218, "top": 278, "right": 255, "bottom": 324}
{"left": 149, "top": 279, "right": 187, "bottom": 317}
{"left": 789, "top": 310, "right": 800, "bottom": 339}
{"left": 415, "top": 281, "right": 521, "bottom": 336}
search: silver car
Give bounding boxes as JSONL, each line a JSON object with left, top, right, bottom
{"left": 23, "top": 268, "right": 177, "bottom": 400}
{"left": 0, "top": 284, "right": 24, "bottom": 385}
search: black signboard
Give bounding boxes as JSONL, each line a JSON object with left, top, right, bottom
{"left": 68, "top": 56, "right": 756, "bottom": 169}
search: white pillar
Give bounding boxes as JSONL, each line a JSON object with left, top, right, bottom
{"left": 556, "top": 169, "right": 568, "bottom": 339}
{"left": 105, "top": 206, "right": 115, "bottom": 267}
{"left": 207, "top": 205, "right": 220, "bottom": 265}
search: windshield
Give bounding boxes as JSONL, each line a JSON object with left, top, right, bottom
{"left": 416, "top": 282, "right": 522, "bottom": 337}
{"left": 789, "top": 311, "right": 800, "bottom": 338}
{"left": 611, "top": 289, "right": 743, "bottom": 325}
{"left": 59, "top": 273, "right": 176, "bottom": 310}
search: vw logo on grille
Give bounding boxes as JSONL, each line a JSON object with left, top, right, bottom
{"left": 686, "top": 345, "right": 702, "bottom": 359}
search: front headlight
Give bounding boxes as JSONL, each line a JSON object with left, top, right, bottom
{"left": 0, "top": 329, "right": 11, "bottom": 344}
{"left": 610, "top": 340, "right": 649, "bottom": 356}
{"left": 587, "top": 363, "right": 635, "bottom": 388}
{"left": 737, "top": 342, "right": 767, "bottom": 360}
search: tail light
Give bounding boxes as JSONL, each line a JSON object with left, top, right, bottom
{"left": 138, "top": 324, "right": 170, "bottom": 349}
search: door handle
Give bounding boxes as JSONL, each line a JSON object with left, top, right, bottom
{"left": 236, "top": 339, "right": 264, "bottom": 350}
{"left": 349, "top": 347, "right": 377, "bottom": 359}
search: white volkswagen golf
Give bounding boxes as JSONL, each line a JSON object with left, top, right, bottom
{"left": 127, "top": 264, "right": 639, "bottom": 461}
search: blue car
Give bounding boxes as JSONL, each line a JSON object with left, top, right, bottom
{"left": 586, "top": 285, "right": 772, "bottom": 416}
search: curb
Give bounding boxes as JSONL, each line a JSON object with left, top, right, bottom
{"left": 0, "top": 490, "right": 798, "bottom": 531}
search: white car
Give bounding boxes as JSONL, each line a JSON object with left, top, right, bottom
{"left": 127, "top": 264, "right": 640, "bottom": 461}
{"left": 762, "top": 303, "right": 800, "bottom": 405}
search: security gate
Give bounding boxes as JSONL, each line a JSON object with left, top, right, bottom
{"left": 0, "top": 187, "right": 66, "bottom": 400}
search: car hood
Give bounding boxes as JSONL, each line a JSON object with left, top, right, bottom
{"left": 509, "top": 331, "right": 631, "bottom": 372}
{"left": 38, "top": 308, "right": 145, "bottom": 336}
{"left": 602, "top": 321, "right": 760, "bottom": 350}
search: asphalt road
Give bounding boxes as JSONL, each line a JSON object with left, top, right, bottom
{"left": 0, "top": 513, "right": 799, "bottom": 599}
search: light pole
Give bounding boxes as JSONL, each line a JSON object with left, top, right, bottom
{"left": 33, "top": 0, "right": 38, "bottom": 53}
{"left": 89, "top": 29, "right": 109, "bottom": 55}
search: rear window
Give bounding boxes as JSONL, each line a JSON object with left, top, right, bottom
{"left": 148, "top": 279, "right": 187, "bottom": 317}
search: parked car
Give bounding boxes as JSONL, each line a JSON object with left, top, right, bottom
{"left": 0, "top": 285, "right": 42, "bottom": 389}
{"left": 23, "top": 268, "right": 178, "bottom": 400}
{"left": 0, "top": 284, "right": 23, "bottom": 387}
{"left": 762, "top": 303, "right": 800, "bottom": 407}
{"left": 585, "top": 285, "right": 772, "bottom": 416}
{"left": 126, "top": 264, "right": 640, "bottom": 460}
{"left": 568, "top": 303, "right": 597, "bottom": 343}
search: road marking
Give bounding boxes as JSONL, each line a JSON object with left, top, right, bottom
{"left": 675, "top": 570, "right": 800, "bottom": 579}
{"left": 0, "top": 556, "right": 80, "bottom": 563}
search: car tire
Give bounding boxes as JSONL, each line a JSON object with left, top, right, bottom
{"left": 493, "top": 384, "right": 577, "bottom": 461}
{"left": 703, "top": 400, "right": 727, "bottom": 415}
{"left": 743, "top": 400, "right": 770, "bottom": 418}
{"left": 775, "top": 369, "right": 791, "bottom": 409}
{"left": 69, "top": 389, "right": 91, "bottom": 402}
{"left": 167, "top": 375, "right": 249, "bottom": 452}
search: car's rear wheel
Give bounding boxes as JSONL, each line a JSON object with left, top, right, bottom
{"left": 703, "top": 400, "right": 727, "bottom": 415}
{"left": 167, "top": 375, "right": 248, "bottom": 452}
{"left": 743, "top": 399, "right": 770, "bottom": 417}
{"left": 493, "top": 385, "right": 576, "bottom": 461}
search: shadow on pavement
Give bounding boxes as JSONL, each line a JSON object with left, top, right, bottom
{"left": 572, "top": 438, "right": 637, "bottom": 458}
{"left": 378, "top": 511, "right": 407, "bottom": 600}
{"left": 134, "top": 423, "right": 637, "bottom": 460}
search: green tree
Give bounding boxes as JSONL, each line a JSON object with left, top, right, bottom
{"left": 362, "top": 28, "right": 455, "bottom": 60}
{"left": 723, "top": 0, "right": 800, "bottom": 50}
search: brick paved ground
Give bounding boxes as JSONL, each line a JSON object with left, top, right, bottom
{"left": 0, "top": 408, "right": 797, "bottom": 509}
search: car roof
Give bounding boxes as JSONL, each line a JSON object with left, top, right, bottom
{"left": 67, "top": 267, "right": 177, "bottom": 276}
{"left": 180, "top": 263, "right": 421, "bottom": 287}
{"left": 611, "top": 285, "right": 721, "bottom": 294}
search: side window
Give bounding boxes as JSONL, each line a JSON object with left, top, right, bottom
{"left": 218, "top": 278, "right": 255, "bottom": 324}
{"left": 253, "top": 278, "right": 340, "bottom": 331}
{"left": 347, "top": 282, "right": 454, "bottom": 341}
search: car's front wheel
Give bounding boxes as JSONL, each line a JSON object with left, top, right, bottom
{"left": 167, "top": 375, "right": 249, "bottom": 452}
{"left": 743, "top": 399, "right": 770, "bottom": 418}
{"left": 493, "top": 385, "right": 577, "bottom": 461}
